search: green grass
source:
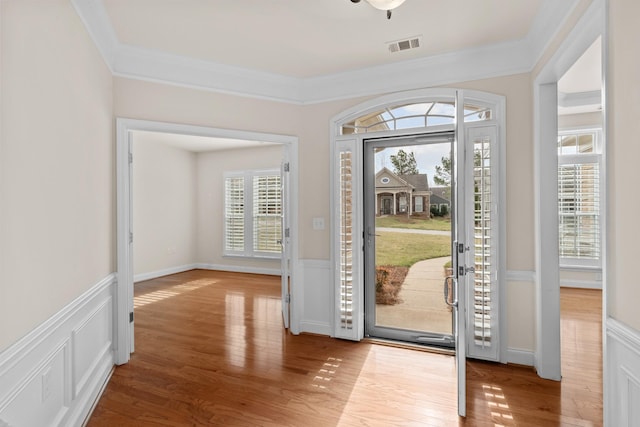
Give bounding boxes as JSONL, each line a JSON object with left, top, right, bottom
{"left": 375, "top": 215, "right": 451, "bottom": 231}
{"left": 375, "top": 231, "right": 451, "bottom": 267}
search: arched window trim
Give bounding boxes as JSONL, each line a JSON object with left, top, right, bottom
{"left": 335, "top": 88, "right": 499, "bottom": 136}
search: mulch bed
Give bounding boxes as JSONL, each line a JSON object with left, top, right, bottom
{"left": 375, "top": 265, "right": 409, "bottom": 305}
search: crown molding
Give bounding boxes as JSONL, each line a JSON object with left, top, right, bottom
{"left": 72, "top": 0, "right": 586, "bottom": 105}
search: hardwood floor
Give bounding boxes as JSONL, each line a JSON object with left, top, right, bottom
{"left": 87, "top": 271, "right": 602, "bottom": 426}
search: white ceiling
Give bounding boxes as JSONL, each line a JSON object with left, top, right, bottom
{"left": 102, "top": 0, "right": 544, "bottom": 78}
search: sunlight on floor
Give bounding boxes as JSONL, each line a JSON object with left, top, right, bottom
{"left": 482, "top": 384, "right": 514, "bottom": 426}
{"left": 133, "top": 278, "right": 219, "bottom": 308}
{"left": 312, "top": 357, "right": 342, "bottom": 390}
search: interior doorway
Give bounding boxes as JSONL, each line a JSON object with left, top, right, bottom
{"left": 115, "top": 118, "right": 299, "bottom": 365}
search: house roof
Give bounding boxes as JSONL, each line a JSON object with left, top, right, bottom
{"left": 375, "top": 168, "right": 429, "bottom": 192}
{"left": 430, "top": 187, "right": 450, "bottom": 202}
{"left": 399, "top": 174, "right": 429, "bottom": 192}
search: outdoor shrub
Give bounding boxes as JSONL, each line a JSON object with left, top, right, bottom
{"left": 376, "top": 267, "right": 390, "bottom": 293}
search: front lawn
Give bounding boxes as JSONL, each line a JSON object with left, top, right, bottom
{"left": 375, "top": 214, "right": 451, "bottom": 231}
{"left": 375, "top": 231, "right": 450, "bottom": 267}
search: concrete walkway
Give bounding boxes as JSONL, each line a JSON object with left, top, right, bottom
{"left": 376, "top": 256, "right": 453, "bottom": 335}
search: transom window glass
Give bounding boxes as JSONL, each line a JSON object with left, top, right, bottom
{"left": 224, "top": 170, "right": 282, "bottom": 258}
{"left": 557, "top": 129, "right": 602, "bottom": 266}
{"left": 341, "top": 101, "right": 492, "bottom": 134}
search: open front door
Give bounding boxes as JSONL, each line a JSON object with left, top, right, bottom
{"left": 453, "top": 90, "right": 468, "bottom": 417}
{"left": 280, "top": 159, "right": 291, "bottom": 329}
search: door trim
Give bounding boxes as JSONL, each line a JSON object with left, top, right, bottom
{"left": 115, "top": 118, "right": 300, "bottom": 365}
{"left": 330, "top": 88, "right": 506, "bottom": 364}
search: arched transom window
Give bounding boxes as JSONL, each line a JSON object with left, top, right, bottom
{"left": 341, "top": 101, "right": 492, "bottom": 135}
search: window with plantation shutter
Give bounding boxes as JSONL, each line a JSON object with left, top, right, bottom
{"left": 467, "top": 126, "right": 499, "bottom": 361}
{"left": 557, "top": 130, "right": 602, "bottom": 267}
{"left": 224, "top": 176, "right": 245, "bottom": 252}
{"left": 253, "top": 174, "right": 282, "bottom": 254}
{"left": 333, "top": 138, "right": 361, "bottom": 340}
{"left": 224, "top": 170, "right": 282, "bottom": 258}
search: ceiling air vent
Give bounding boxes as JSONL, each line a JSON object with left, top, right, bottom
{"left": 388, "top": 36, "right": 421, "bottom": 53}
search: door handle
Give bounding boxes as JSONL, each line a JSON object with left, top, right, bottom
{"left": 444, "top": 276, "right": 457, "bottom": 308}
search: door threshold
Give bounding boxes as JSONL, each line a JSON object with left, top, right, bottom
{"left": 363, "top": 337, "right": 455, "bottom": 356}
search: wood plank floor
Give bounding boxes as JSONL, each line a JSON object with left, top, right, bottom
{"left": 87, "top": 270, "right": 602, "bottom": 426}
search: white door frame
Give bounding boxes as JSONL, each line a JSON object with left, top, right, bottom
{"left": 114, "top": 118, "right": 300, "bottom": 365}
{"left": 532, "top": 0, "right": 605, "bottom": 380}
{"left": 330, "top": 88, "right": 506, "bottom": 351}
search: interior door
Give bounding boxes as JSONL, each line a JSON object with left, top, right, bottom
{"left": 280, "top": 159, "right": 291, "bottom": 329}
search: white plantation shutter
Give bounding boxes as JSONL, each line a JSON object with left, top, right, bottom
{"left": 557, "top": 129, "right": 602, "bottom": 267}
{"left": 224, "top": 176, "right": 245, "bottom": 252}
{"left": 558, "top": 162, "right": 600, "bottom": 261}
{"left": 467, "top": 126, "right": 500, "bottom": 361}
{"left": 224, "top": 170, "right": 282, "bottom": 258}
{"left": 334, "top": 138, "right": 362, "bottom": 340}
{"left": 253, "top": 174, "right": 282, "bottom": 254}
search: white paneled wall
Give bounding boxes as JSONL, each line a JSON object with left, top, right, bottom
{"left": 606, "top": 318, "right": 640, "bottom": 427}
{"left": 298, "top": 260, "right": 332, "bottom": 336}
{"left": 0, "top": 276, "right": 116, "bottom": 427}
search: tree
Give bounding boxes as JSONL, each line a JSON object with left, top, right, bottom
{"left": 390, "top": 149, "right": 419, "bottom": 175}
{"left": 433, "top": 156, "right": 451, "bottom": 187}
{"left": 433, "top": 151, "right": 482, "bottom": 200}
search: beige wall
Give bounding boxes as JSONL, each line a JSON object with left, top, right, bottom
{"left": 132, "top": 136, "right": 197, "bottom": 275}
{"left": 0, "top": 0, "right": 114, "bottom": 351}
{"left": 608, "top": 0, "right": 640, "bottom": 330}
{"left": 196, "top": 145, "right": 283, "bottom": 270}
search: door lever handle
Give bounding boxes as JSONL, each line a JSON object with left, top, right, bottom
{"left": 443, "top": 276, "right": 457, "bottom": 308}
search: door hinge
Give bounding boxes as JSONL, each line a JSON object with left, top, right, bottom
{"left": 285, "top": 294, "right": 291, "bottom": 303}
{"left": 129, "top": 312, "right": 134, "bottom": 323}
{"left": 129, "top": 231, "right": 133, "bottom": 244}
{"left": 283, "top": 162, "right": 290, "bottom": 172}
{"left": 285, "top": 228, "right": 290, "bottom": 238}
{"left": 128, "top": 152, "right": 133, "bottom": 164}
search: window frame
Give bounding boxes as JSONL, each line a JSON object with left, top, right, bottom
{"left": 223, "top": 168, "right": 282, "bottom": 259}
{"left": 557, "top": 128, "right": 603, "bottom": 269}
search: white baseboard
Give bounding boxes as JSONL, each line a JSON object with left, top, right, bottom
{"left": 606, "top": 317, "right": 640, "bottom": 427}
{"left": 0, "top": 274, "right": 116, "bottom": 427}
{"left": 134, "top": 264, "right": 198, "bottom": 283}
{"left": 299, "top": 321, "right": 332, "bottom": 337}
{"left": 559, "top": 279, "right": 602, "bottom": 290}
{"left": 195, "top": 263, "right": 280, "bottom": 276}
{"left": 507, "top": 348, "right": 535, "bottom": 366}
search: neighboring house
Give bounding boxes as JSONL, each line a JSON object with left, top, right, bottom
{"left": 375, "top": 168, "right": 430, "bottom": 215}
{"left": 429, "top": 186, "right": 451, "bottom": 213}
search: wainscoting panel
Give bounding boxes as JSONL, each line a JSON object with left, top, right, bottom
{"left": 0, "top": 274, "right": 116, "bottom": 427}
{"left": 606, "top": 318, "right": 640, "bottom": 427}
{"left": 298, "top": 259, "right": 332, "bottom": 336}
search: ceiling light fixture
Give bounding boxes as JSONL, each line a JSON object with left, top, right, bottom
{"left": 351, "top": 0, "right": 407, "bottom": 19}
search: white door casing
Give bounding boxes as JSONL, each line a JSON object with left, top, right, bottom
{"left": 115, "top": 118, "right": 300, "bottom": 365}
